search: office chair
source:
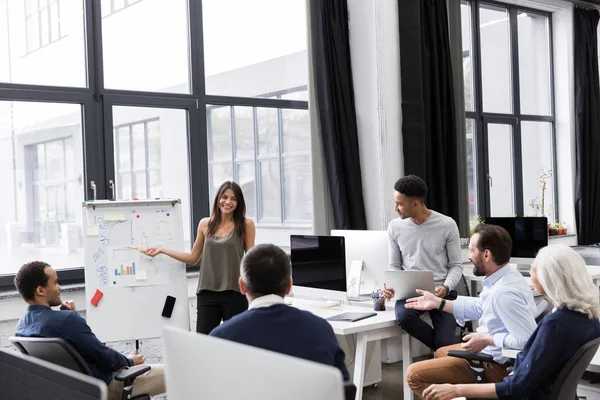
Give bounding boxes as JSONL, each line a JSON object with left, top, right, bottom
{"left": 10, "top": 336, "right": 151, "bottom": 400}
{"left": 1, "top": 348, "right": 107, "bottom": 400}
{"left": 549, "top": 337, "right": 600, "bottom": 400}
{"left": 448, "top": 294, "right": 554, "bottom": 383}
{"left": 446, "top": 337, "right": 600, "bottom": 400}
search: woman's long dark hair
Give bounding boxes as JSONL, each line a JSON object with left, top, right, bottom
{"left": 208, "top": 181, "right": 247, "bottom": 239}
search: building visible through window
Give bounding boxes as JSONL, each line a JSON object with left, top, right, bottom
{"left": 114, "top": 119, "right": 162, "bottom": 200}
{"left": 25, "top": 0, "right": 64, "bottom": 53}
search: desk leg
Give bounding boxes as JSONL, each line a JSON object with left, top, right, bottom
{"left": 402, "top": 332, "right": 414, "bottom": 400}
{"left": 352, "top": 332, "right": 368, "bottom": 400}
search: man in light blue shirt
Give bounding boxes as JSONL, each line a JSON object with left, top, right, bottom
{"left": 403, "top": 224, "right": 537, "bottom": 399}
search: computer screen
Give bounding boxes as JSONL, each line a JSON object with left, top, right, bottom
{"left": 331, "top": 229, "right": 388, "bottom": 295}
{"left": 290, "top": 235, "right": 347, "bottom": 292}
{"left": 484, "top": 217, "right": 548, "bottom": 258}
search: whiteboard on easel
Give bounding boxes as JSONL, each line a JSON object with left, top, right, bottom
{"left": 83, "top": 199, "right": 190, "bottom": 343}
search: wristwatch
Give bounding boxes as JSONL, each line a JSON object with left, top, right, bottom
{"left": 438, "top": 299, "right": 446, "bottom": 311}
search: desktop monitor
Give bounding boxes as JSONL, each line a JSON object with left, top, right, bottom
{"left": 290, "top": 235, "right": 347, "bottom": 292}
{"left": 331, "top": 229, "right": 388, "bottom": 296}
{"left": 163, "top": 325, "right": 345, "bottom": 400}
{"left": 483, "top": 217, "right": 548, "bottom": 259}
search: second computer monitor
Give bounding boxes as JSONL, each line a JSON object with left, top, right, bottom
{"left": 331, "top": 229, "right": 388, "bottom": 295}
{"left": 483, "top": 217, "right": 548, "bottom": 259}
{"left": 290, "top": 235, "right": 347, "bottom": 292}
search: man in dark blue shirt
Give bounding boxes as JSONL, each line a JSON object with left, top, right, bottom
{"left": 14, "top": 261, "right": 165, "bottom": 400}
{"left": 210, "top": 244, "right": 350, "bottom": 381}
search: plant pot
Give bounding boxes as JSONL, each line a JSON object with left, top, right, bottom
{"left": 549, "top": 228, "right": 558, "bottom": 236}
{"left": 558, "top": 227, "right": 567, "bottom": 235}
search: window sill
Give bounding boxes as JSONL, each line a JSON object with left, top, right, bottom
{"left": 0, "top": 271, "right": 201, "bottom": 301}
{"left": 548, "top": 233, "right": 576, "bottom": 240}
{"left": 254, "top": 222, "right": 312, "bottom": 229}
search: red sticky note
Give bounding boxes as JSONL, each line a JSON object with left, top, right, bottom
{"left": 91, "top": 289, "right": 104, "bottom": 307}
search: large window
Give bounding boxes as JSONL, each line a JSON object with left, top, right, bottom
{"left": 0, "top": 0, "right": 312, "bottom": 283}
{"left": 461, "top": 1, "right": 557, "bottom": 220}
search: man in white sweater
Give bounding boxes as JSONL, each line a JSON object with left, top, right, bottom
{"left": 383, "top": 175, "right": 463, "bottom": 350}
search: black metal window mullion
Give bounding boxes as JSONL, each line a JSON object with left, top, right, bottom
{"left": 548, "top": 15, "right": 559, "bottom": 223}
{"left": 470, "top": 0, "right": 488, "bottom": 217}
{"left": 509, "top": 7, "right": 524, "bottom": 216}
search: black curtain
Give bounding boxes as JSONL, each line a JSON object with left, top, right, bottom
{"left": 309, "top": 0, "right": 367, "bottom": 230}
{"left": 574, "top": 7, "right": 600, "bottom": 245}
{"left": 398, "top": 0, "right": 460, "bottom": 223}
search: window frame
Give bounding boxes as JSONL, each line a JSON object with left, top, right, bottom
{"left": 462, "top": 0, "right": 558, "bottom": 219}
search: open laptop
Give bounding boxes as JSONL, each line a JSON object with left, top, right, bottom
{"left": 383, "top": 270, "right": 435, "bottom": 301}
{"left": 162, "top": 325, "right": 345, "bottom": 400}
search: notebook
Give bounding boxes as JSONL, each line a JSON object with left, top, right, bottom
{"left": 326, "top": 312, "right": 377, "bottom": 322}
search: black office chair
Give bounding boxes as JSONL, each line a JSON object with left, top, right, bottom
{"left": 10, "top": 336, "right": 151, "bottom": 400}
{"left": 447, "top": 335, "right": 600, "bottom": 399}
{"left": 533, "top": 295, "right": 553, "bottom": 325}
{"left": 344, "top": 382, "right": 357, "bottom": 400}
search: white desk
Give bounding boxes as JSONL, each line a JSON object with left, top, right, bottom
{"left": 290, "top": 298, "right": 413, "bottom": 400}
{"left": 463, "top": 264, "right": 600, "bottom": 297}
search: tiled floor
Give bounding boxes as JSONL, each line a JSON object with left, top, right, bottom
{"left": 362, "top": 362, "right": 406, "bottom": 400}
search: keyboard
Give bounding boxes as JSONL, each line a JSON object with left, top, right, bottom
{"left": 517, "top": 264, "right": 531, "bottom": 277}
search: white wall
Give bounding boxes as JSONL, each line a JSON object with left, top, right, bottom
{"left": 347, "top": 0, "right": 403, "bottom": 230}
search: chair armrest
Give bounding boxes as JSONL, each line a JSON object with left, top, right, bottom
{"left": 448, "top": 350, "right": 494, "bottom": 363}
{"left": 114, "top": 365, "right": 151, "bottom": 382}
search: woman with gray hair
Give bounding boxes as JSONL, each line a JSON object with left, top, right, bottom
{"left": 420, "top": 244, "right": 600, "bottom": 400}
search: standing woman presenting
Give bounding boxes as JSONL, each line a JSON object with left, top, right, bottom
{"left": 145, "top": 181, "right": 255, "bottom": 334}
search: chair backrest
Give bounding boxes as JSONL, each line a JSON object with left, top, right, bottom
{"left": 549, "top": 337, "right": 600, "bottom": 400}
{"left": 533, "top": 295, "right": 554, "bottom": 325}
{"left": 10, "top": 336, "right": 93, "bottom": 376}
{"left": 162, "top": 325, "right": 345, "bottom": 400}
{"left": 0, "top": 348, "right": 106, "bottom": 400}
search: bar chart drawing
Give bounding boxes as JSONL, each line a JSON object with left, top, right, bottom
{"left": 114, "top": 263, "right": 136, "bottom": 276}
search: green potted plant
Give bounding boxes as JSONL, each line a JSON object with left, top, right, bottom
{"left": 551, "top": 221, "right": 567, "bottom": 236}
{"left": 469, "top": 215, "right": 484, "bottom": 236}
